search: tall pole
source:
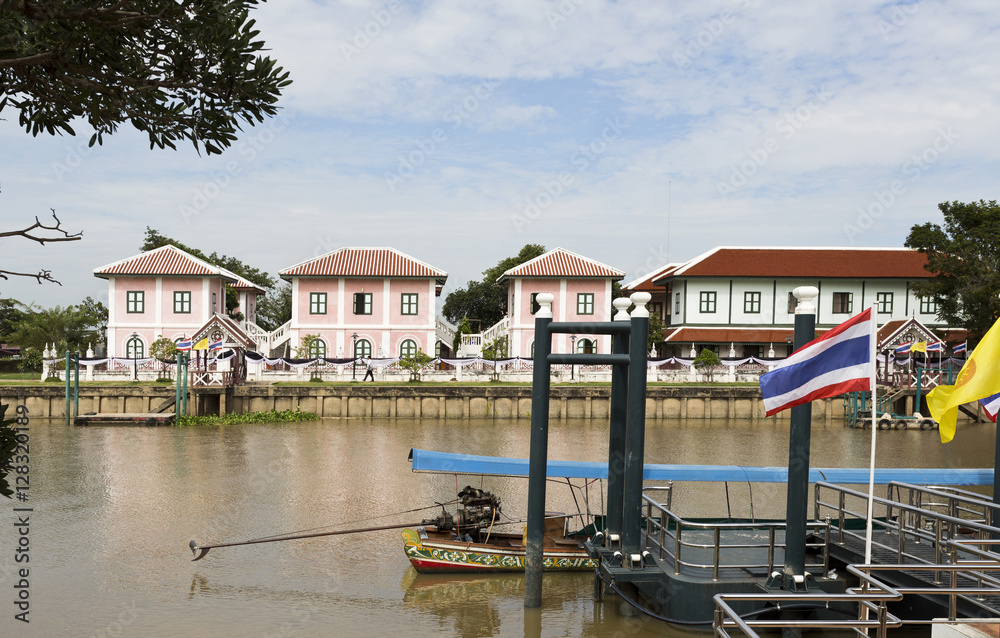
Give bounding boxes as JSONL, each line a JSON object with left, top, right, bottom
{"left": 64, "top": 351, "right": 71, "bottom": 427}
{"left": 181, "top": 353, "right": 189, "bottom": 416}
{"left": 175, "top": 354, "right": 181, "bottom": 418}
{"left": 783, "top": 286, "right": 818, "bottom": 589}
{"left": 352, "top": 333, "right": 358, "bottom": 381}
{"left": 73, "top": 352, "right": 79, "bottom": 420}
{"left": 606, "top": 297, "right": 632, "bottom": 538}
{"left": 570, "top": 334, "right": 577, "bottom": 380}
{"left": 622, "top": 292, "right": 650, "bottom": 554}
{"left": 524, "top": 292, "right": 553, "bottom": 609}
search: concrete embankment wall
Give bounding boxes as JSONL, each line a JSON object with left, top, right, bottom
{"left": 0, "top": 384, "right": 846, "bottom": 421}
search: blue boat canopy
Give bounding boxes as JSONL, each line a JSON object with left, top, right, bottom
{"left": 408, "top": 449, "right": 992, "bottom": 486}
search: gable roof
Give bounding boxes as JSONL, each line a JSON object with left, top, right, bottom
{"left": 877, "top": 317, "right": 941, "bottom": 350}
{"left": 622, "top": 263, "right": 684, "bottom": 292}
{"left": 498, "top": 248, "right": 624, "bottom": 281}
{"left": 93, "top": 245, "right": 236, "bottom": 281}
{"left": 191, "top": 314, "right": 256, "bottom": 350}
{"left": 280, "top": 248, "right": 447, "bottom": 282}
{"left": 653, "top": 247, "right": 929, "bottom": 283}
{"left": 219, "top": 268, "right": 265, "bottom": 293}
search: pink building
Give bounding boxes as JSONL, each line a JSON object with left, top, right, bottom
{"left": 93, "top": 245, "right": 262, "bottom": 358}
{"left": 496, "top": 248, "right": 624, "bottom": 358}
{"left": 279, "top": 248, "right": 448, "bottom": 359}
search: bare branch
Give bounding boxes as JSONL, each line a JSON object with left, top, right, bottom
{"left": 0, "top": 269, "right": 63, "bottom": 286}
{"left": 0, "top": 210, "right": 83, "bottom": 244}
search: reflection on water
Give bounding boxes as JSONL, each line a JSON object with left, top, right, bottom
{"left": 0, "top": 417, "right": 993, "bottom": 637}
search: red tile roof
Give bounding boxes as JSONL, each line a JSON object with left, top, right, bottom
{"left": 654, "top": 247, "right": 929, "bottom": 283}
{"left": 499, "top": 248, "right": 624, "bottom": 281}
{"left": 94, "top": 245, "right": 233, "bottom": 279}
{"left": 220, "top": 268, "right": 265, "bottom": 293}
{"left": 280, "top": 248, "right": 447, "bottom": 280}
{"left": 622, "top": 263, "right": 682, "bottom": 291}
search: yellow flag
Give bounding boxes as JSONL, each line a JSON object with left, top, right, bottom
{"left": 192, "top": 338, "right": 209, "bottom": 351}
{"left": 926, "top": 318, "right": 1000, "bottom": 443}
{"left": 910, "top": 341, "right": 927, "bottom": 353}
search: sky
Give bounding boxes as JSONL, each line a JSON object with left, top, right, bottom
{"left": 2, "top": 0, "right": 998, "bottom": 313}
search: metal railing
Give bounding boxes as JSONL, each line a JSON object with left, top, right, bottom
{"left": 482, "top": 316, "right": 509, "bottom": 345}
{"left": 642, "top": 491, "right": 830, "bottom": 581}
{"left": 711, "top": 481, "right": 1000, "bottom": 637}
{"left": 887, "top": 481, "right": 999, "bottom": 530}
{"left": 715, "top": 561, "right": 1000, "bottom": 638}
{"left": 814, "top": 481, "right": 1000, "bottom": 573}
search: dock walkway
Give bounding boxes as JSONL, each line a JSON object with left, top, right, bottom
{"left": 588, "top": 479, "right": 1000, "bottom": 632}
{"left": 74, "top": 413, "right": 175, "bottom": 426}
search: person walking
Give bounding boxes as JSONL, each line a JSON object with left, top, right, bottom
{"left": 363, "top": 359, "right": 375, "bottom": 382}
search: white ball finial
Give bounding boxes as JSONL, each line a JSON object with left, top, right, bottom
{"left": 613, "top": 297, "right": 631, "bottom": 321}
{"left": 792, "top": 286, "right": 819, "bottom": 315}
{"left": 629, "top": 292, "right": 651, "bottom": 318}
{"left": 535, "top": 292, "right": 554, "bottom": 319}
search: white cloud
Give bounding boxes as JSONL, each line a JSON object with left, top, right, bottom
{"left": 3, "top": 0, "right": 1000, "bottom": 307}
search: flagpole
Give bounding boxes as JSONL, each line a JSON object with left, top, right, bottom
{"left": 865, "top": 304, "right": 878, "bottom": 564}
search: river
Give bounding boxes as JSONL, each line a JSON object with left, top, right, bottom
{"left": 0, "top": 415, "right": 994, "bottom": 637}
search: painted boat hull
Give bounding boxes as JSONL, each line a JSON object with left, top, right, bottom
{"left": 401, "top": 528, "right": 596, "bottom": 573}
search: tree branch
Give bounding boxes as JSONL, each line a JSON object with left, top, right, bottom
{"left": 0, "top": 51, "right": 59, "bottom": 69}
{"left": 0, "top": 269, "right": 63, "bottom": 285}
{"left": 0, "top": 210, "right": 83, "bottom": 244}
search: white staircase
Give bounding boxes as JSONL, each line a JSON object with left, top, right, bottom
{"left": 458, "top": 317, "right": 509, "bottom": 358}
{"left": 436, "top": 318, "right": 456, "bottom": 354}
{"left": 245, "top": 319, "right": 292, "bottom": 357}
{"left": 482, "top": 316, "right": 509, "bottom": 346}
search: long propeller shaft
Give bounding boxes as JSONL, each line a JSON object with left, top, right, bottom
{"left": 189, "top": 521, "right": 421, "bottom": 561}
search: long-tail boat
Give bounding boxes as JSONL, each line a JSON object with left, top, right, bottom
{"left": 401, "top": 485, "right": 596, "bottom": 573}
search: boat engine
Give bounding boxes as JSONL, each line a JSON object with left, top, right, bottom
{"left": 455, "top": 486, "right": 502, "bottom": 529}
{"left": 421, "top": 486, "right": 502, "bottom": 532}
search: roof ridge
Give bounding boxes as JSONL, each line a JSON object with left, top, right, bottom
{"left": 500, "top": 247, "right": 625, "bottom": 280}
{"left": 279, "top": 247, "right": 447, "bottom": 278}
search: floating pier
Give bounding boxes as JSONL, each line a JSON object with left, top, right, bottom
{"left": 74, "top": 412, "right": 175, "bottom": 426}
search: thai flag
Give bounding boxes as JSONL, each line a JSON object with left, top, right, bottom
{"left": 176, "top": 339, "right": 192, "bottom": 351}
{"left": 925, "top": 341, "right": 943, "bottom": 353}
{"left": 895, "top": 342, "right": 911, "bottom": 355}
{"left": 953, "top": 341, "right": 967, "bottom": 355}
{"left": 759, "top": 308, "right": 873, "bottom": 417}
{"left": 981, "top": 392, "right": 1000, "bottom": 423}
{"left": 210, "top": 339, "right": 224, "bottom": 350}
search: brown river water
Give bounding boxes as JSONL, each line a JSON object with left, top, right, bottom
{"left": 0, "top": 416, "right": 994, "bottom": 637}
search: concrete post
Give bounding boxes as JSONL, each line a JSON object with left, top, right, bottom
{"left": 622, "top": 292, "right": 650, "bottom": 554}
{"left": 605, "top": 298, "right": 631, "bottom": 539}
{"left": 783, "top": 286, "right": 818, "bottom": 589}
